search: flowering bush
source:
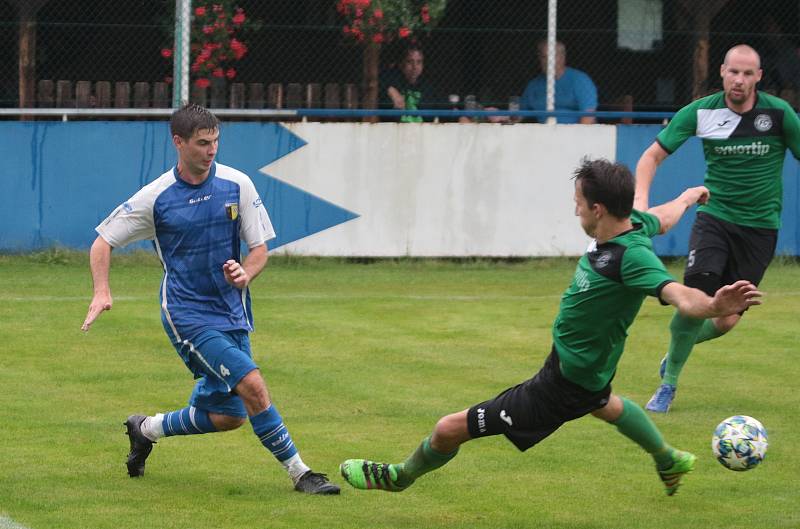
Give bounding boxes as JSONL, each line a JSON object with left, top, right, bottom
{"left": 160, "top": 1, "right": 259, "bottom": 89}
{"left": 336, "top": 0, "right": 446, "bottom": 44}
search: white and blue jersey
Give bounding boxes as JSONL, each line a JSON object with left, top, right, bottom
{"left": 96, "top": 162, "right": 275, "bottom": 343}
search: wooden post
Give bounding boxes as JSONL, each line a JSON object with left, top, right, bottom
{"left": 114, "top": 82, "right": 131, "bottom": 108}
{"left": 133, "top": 82, "right": 151, "bottom": 108}
{"left": 286, "top": 83, "right": 302, "bottom": 108}
{"left": 343, "top": 84, "right": 359, "bottom": 110}
{"left": 37, "top": 80, "right": 54, "bottom": 108}
{"left": 153, "top": 82, "right": 170, "bottom": 108}
{"left": 56, "top": 80, "right": 73, "bottom": 108}
{"left": 75, "top": 81, "right": 92, "bottom": 107}
{"left": 248, "top": 83, "right": 265, "bottom": 109}
{"left": 324, "top": 83, "right": 341, "bottom": 109}
{"left": 95, "top": 81, "right": 111, "bottom": 108}
{"left": 305, "top": 83, "right": 322, "bottom": 109}
{"left": 267, "top": 83, "right": 283, "bottom": 108}
{"left": 230, "top": 83, "right": 245, "bottom": 109}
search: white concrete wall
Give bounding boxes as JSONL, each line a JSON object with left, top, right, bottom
{"left": 265, "top": 122, "right": 617, "bottom": 256}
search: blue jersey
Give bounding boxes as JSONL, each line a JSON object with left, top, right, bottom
{"left": 521, "top": 67, "right": 598, "bottom": 124}
{"left": 96, "top": 162, "right": 275, "bottom": 343}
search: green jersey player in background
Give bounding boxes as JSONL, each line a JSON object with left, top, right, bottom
{"left": 634, "top": 44, "right": 800, "bottom": 413}
{"left": 339, "top": 159, "right": 762, "bottom": 497}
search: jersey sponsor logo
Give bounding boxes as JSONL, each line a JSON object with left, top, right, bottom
{"left": 713, "top": 141, "right": 770, "bottom": 156}
{"left": 225, "top": 202, "right": 239, "bottom": 220}
{"left": 574, "top": 268, "right": 590, "bottom": 293}
{"left": 189, "top": 194, "right": 212, "bottom": 204}
{"left": 499, "top": 410, "right": 513, "bottom": 426}
{"left": 476, "top": 407, "right": 487, "bottom": 433}
{"left": 754, "top": 114, "right": 773, "bottom": 132}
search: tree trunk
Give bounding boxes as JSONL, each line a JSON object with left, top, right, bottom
{"left": 18, "top": 7, "right": 37, "bottom": 109}
{"left": 677, "top": 0, "right": 731, "bottom": 100}
{"left": 362, "top": 42, "right": 381, "bottom": 123}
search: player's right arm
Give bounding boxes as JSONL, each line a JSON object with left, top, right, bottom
{"left": 633, "top": 142, "right": 669, "bottom": 211}
{"left": 660, "top": 280, "right": 762, "bottom": 320}
{"left": 81, "top": 236, "right": 113, "bottom": 331}
{"left": 646, "top": 185, "right": 709, "bottom": 234}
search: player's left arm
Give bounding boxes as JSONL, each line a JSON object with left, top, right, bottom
{"left": 223, "top": 243, "right": 267, "bottom": 289}
{"left": 782, "top": 103, "right": 800, "bottom": 159}
{"left": 646, "top": 185, "right": 709, "bottom": 234}
{"left": 660, "top": 280, "right": 762, "bottom": 319}
{"left": 577, "top": 73, "right": 598, "bottom": 125}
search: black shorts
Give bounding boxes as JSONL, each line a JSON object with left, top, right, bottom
{"left": 684, "top": 212, "right": 777, "bottom": 296}
{"left": 466, "top": 347, "right": 611, "bottom": 452}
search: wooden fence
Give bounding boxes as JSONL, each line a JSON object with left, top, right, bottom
{"left": 34, "top": 79, "right": 361, "bottom": 110}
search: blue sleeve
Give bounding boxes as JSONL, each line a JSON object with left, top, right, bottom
{"left": 520, "top": 78, "right": 541, "bottom": 110}
{"left": 574, "top": 71, "right": 598, "bottom": 111}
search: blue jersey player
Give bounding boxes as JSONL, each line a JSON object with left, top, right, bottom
{"left": 81, "top": 104, "right": 339, "bottom": 495}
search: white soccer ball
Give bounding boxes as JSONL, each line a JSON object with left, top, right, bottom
{"left": 711, "top": 415, "right": 768, "bottom": 471}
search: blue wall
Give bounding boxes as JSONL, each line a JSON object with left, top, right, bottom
{"left": 615, "top": 125, "right": 800, "bottom": 257}
{"left": 0, "top": 121, "right": 355, "bottom": 251}
{"left": 1, "top": 121, "right": 798, "bottom": 255}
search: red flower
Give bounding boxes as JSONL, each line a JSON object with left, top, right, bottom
{"left": 398, "top": 26, "right": 411, "bottom": 38}
{"left": 212, "top": 67, "right": 224, "bottom": 78}
{"left": 202, "top": 25, "right": 215, "bottom": 35}
{"left": 195, "top": 78, "right": 211, "bottom": 89}
{"left": 191, "top": 63, "right": 201, "bottom": 73}
{"left": 233, "top": 43, "right": 247, "bottom": 59}
{"left": 421, "top": 5, "right": 430, "bottom": 24}
{"left": 160, "top": 48, "right": 173, "bottom": 58}
{"left": 195, "top": 6, "right": 206, "bottom": 16}
{"left": 212, "top": 4, "right": 223, "bottom": 12}
{"left": 372, "top": 33, "right": 384, "bottom": 43}
{"left": 373, "top": 8, "right": 383, "bottom": 19}
{"left": 232, "top": 12, "right": 246, "bottom": 25}
{"left": 225, "top": 68, "right": 236, "bottom": 80}
{"left": 343, "top": 25, "right": 351, "bottom": 35}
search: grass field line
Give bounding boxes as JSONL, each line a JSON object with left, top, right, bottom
{"left": 3, "top": 290, "right": 800, "bottom": 303}
{"left": 0, "top": 516, "right": 30, "bottom": 529}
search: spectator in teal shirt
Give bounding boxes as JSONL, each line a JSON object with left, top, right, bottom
{"left": 521, "top": 40, "right": 598, "bottom": 124}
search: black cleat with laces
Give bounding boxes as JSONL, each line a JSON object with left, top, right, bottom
{"left": 294, "top": 470, "right": 341, "bottom": 495}
{"left": 124, "top": 415, "right": 154, "bottom": 478}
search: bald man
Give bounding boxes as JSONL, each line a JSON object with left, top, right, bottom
{"left": 634, "top": 44, "right": 800, "bottom": 413}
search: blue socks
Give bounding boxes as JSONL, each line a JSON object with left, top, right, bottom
{"left": 249, "top": 405, "right": 298, "bottom": 463}
{"left": 161, "top": 406, "right": 218, "bottom": 437}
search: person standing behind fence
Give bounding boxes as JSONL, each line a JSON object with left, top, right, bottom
{"left": 379, "top": 44, "right": 438, "bottom": 122}
{"left": 81, "top": 103, "right": 340, "bottom": 495}
{"left": 520, "top": 40, "right": 598, "bottom": 124}
{"left": 633, "top": 44, "right": 800, "bottom": 413}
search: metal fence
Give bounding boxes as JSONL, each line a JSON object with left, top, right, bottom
{"left": 2, "top": 0, "right": 800, "bottom": 117}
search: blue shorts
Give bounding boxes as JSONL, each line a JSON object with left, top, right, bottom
{"left": 171, "top": 329, "right": 259, "bottom": 418}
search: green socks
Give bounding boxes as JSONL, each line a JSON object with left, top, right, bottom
{"left": 611, "top": 397, "right": 674, "bottom": 469}
{"left": 662, "top": 313, "right": 704, "bottom": 386}
{"left": 392, "top": 436, "right": 459, "bottom": 488}
{"left": 694, "top": 318, "right": 725, "bottom": 344}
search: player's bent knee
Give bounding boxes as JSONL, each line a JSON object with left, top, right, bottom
{"left": 433, "top": 411, "right": 470, "bottom": 445}
{"left": 234, "top": 369, "right": 271, "bottom": 412}
{"left": 210, "top": 413, "right": 247, "bottom": 431}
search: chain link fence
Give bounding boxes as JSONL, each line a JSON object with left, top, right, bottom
{"left": 1, "top": 0, "right": 799, "bottom": 117}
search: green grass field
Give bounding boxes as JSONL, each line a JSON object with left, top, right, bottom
{"left": 1, "top": 252, "right": 798, "bottom": 529}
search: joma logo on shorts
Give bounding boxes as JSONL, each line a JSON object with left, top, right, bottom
{"left": 477, "top": 407, "right": 487, "bottom": 433}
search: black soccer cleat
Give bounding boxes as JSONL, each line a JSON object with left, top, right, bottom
{"left": 293, "top": 471, "right": 341, "bottom": 495}
{"left": 124, "top": 415, "right": 154, "bottom": 478}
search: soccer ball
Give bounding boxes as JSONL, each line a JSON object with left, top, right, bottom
{"left": 711, "top": 415, "right": 768, "bottom": 471}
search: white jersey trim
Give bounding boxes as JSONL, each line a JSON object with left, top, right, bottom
{"left": 215, "top": 163, "right": 276, "bottom": 247}
{"left": 154, "top": 235, "right": 181, "bottom": 343}
{"left": 696, "top": 108, "right": 741, "bottom": 140}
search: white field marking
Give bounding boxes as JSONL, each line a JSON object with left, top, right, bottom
{"left": 2, "top": 291, "right": 798, "bottom": 303}
{"left": 0, "top": 515, "right": 31, "bottom": 529}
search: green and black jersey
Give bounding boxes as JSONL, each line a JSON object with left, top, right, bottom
{"left": 657, "top": 91, "right": 800, "bottom": 229}
{"left": 553, "top": 210, "right": 674, "bottom": 391}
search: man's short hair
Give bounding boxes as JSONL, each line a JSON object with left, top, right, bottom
{"left": 170, "top": 103, "right": 219, "bottom": 139}
{"left": 572, "top": 158, "right": 634, "bottom": 219}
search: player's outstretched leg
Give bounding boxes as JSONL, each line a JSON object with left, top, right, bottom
{"left": 657, "top": 450, "right": 696, "bottom": 496}
{"left": 124, "top": 415, "right": 155, "bottom": 477}
{"left": 340, "top": 436, "right": 459, "bottom": 492}
{"left": 646, "top": 313, "right": 703, "bottom": 413}
{"left": 340, "top": 460, "right": 407, "bottom": 492}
